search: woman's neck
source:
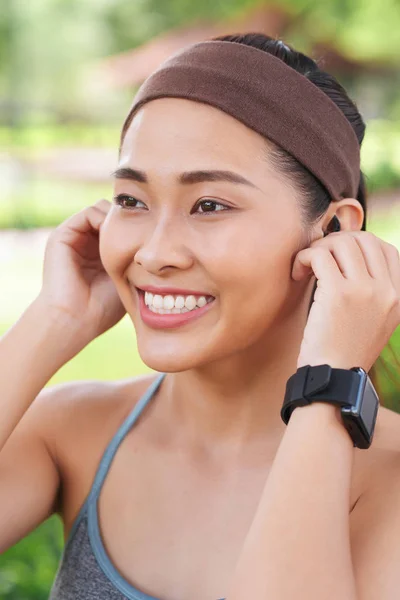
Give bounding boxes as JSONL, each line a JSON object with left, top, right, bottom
{"left": 160, "top": 323, "right": 304, "bottom": 460}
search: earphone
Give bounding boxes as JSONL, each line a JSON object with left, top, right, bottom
{"left": 323, "top": 215, "right": 341, "bottom": 237}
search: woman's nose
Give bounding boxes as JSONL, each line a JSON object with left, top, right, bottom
{"left": 134, "top": 218, "right": 193, "bottom": 274}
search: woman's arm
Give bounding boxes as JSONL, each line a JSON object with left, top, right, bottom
{"left": 0, "top": 298, "right": 82, "bottom": 451}
{"left": 0, "top": 299, "right": 85, "bottom": 552}
{"left": 226, "top": 229, "right": 400, "bottom": 599}
{"left": 226, "top": 401, "right": 358, "bottom": 600}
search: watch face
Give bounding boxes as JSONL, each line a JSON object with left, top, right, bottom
{"left": 360, "top": 377, "right": 379, "bottom": 437}
{"left": 341, "top": 369, "right": 379, "bottom": 446}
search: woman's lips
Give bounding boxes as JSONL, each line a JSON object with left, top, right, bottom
{"left": 136, "top": 288, "right": 215, "bottom": 330}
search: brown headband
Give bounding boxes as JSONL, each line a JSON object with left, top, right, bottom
{"left": 120, "top": 40, "right": 361, "bottom": 200}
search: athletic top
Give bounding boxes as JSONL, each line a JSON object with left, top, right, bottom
{"left": 48, "top": 372, "right": 226, "bottom": 600}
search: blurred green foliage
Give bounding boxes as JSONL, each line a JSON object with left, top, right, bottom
{"left": 0, "top": 517, "right": 63, "bottom": 600}
{"left": 1, "top": 0, "right": 399, "bottom": 231}
{"left": 1, "top": 0, "right": 399, "bottom": 126}
{"left": 0, "top": 175, "right": 109, "bottom": 230}
{"left": 0, "top": 124, "right": 120, "bottom": 149}
{"left": 361, "top": 120, "right": 400, "bottom": 192}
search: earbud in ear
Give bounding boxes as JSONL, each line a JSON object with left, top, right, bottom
{"left": 323, "top": 215, "right": 341, "bottom": 237}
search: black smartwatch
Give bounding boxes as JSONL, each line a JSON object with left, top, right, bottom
{"left": 281, "top": 364, "right": 379, "bottom": 449}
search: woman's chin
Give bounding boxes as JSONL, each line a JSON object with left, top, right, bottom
{"left": 133, "top": 317, "right": 226, "bottom": 373}
{"left": 137, "top": 348, "right": 202, "bottom": 373}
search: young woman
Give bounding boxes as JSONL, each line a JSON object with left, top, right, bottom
{"left": 1, "top": 33, "right": 399, "bottom": 600}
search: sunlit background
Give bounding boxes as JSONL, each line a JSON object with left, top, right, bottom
{"left": 1, "top": 1, "right": 399, "bottom": 597}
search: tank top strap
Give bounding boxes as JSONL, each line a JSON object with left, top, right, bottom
{"left": 87, "top": 372, "right": 166, "bottom": 504}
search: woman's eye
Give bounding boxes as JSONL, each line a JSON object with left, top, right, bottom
{"left": 113, "top": 194, "right": 147, "bottom": 210}
{"left": 193, "top": 199, "right": 230, "bottom": 215}
{"left": 113, "top": 194, "right": 230, "bottom": 215}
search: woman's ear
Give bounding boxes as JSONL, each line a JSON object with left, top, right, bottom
{"left": 313, "top": 199, "right": 364, "bottom": 240}
{"left": 327, "top": 199, "right": 364, "bottom": 232}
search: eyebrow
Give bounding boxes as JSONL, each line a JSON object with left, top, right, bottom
{"left": 110, "top": 167, "right": 259, "bottom": 189}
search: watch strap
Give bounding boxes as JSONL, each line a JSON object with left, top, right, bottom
{"left": 281, "top": 364, "right": 362, "bottom": 424}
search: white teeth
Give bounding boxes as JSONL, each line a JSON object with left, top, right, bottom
{"left": 175, "top": 296, "right": 185, "bottom": 309}
{"left": 184, "top": 295, "right": 197, "bottom": 311}
{"left": 163, "top": 295, "right": 175, "bottom": 310}
{"left": 143, "top": 290, "right": 214, "bottom": 314}
{"left": 153, "top": 294, "right": 163, "bottom": 309}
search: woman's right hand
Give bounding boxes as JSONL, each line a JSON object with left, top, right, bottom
{"left": 36, "top": 199, "right": 126, "bottom": 345}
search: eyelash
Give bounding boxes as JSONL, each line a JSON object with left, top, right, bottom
{"left": 112, "top": 194, "right": 231, "bottom": 215}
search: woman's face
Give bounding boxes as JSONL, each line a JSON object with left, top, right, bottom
{"left": 100, "top": 98, "right": 310, "bottom": 372}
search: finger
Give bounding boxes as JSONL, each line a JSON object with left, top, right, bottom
{"left": 380, "top": 240, "right": 400, "bottom": 296}
{"left": 292, "top": 246, "right": 343, "bottom": 285}
{"left": 347, "top": 231, "right": 392, "bottom": 280}
{"left": 311, "top": 232, "right": 371, "bottom": 280}
{"left": 60, "top": 204, "right": 108, "bottom": 236}
{"left": 93, "top": 198, "right": 113, "bottom": 214}
{"left": 53, "top": 204, "right": 109, "bottom": 257}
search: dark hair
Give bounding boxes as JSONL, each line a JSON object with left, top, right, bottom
{"left": 118, "top": 31, "right": 399, "bottom": 408}
{"left": 210, "top": 32, "right": 399, "bottom": 408}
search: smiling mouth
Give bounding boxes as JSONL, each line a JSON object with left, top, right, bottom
{"left": 139, "top": 288, "right": 215, "bottom": 315}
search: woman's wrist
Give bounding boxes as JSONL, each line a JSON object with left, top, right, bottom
{"left": 288, "top": 400, "right": 354, "bottom": 449}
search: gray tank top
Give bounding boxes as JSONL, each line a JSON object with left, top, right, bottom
{"left": 48, "top": 373, "right": 226, "bottom": 600}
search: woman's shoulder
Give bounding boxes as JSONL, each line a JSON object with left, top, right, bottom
{"left": 349, "top": 404, "right": 400, "bottom": 566}
{"left": 41, "top": 372, "right": 161, "bottom": 526}
{"left": 50, "top": 371, "right": 159, "bottom": 416}
{"left": 42, "top": 373, "right": 160, "bottom": 476}
{"left": 352, "top": 404, "right": 400, "bottom": 510}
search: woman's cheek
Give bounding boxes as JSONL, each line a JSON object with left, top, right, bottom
{"left": 99, "top": 213, "right": 135, "bottom": 277}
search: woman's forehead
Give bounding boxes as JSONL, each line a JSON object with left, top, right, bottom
{"left": 124, "top": 98, "right": 266, "bottom": 149}
{"left": 119, "top": 98, "right": 272, "bottom": 180}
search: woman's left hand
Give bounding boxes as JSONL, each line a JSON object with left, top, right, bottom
{"left": 292, "top": 231, "right": 400, "bottom": 371}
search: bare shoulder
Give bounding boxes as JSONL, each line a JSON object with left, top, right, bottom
{"left": 351, "top": 403, "right": 400, "bottom": 517}
{"left": 42, "top": 372, "right": 160, "bottom": 456}
{"left": 39, "top": 372, "right": 160, "bottom": 514}
{"left": 350, "top": 406, "right": 400, "bottom": 560}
